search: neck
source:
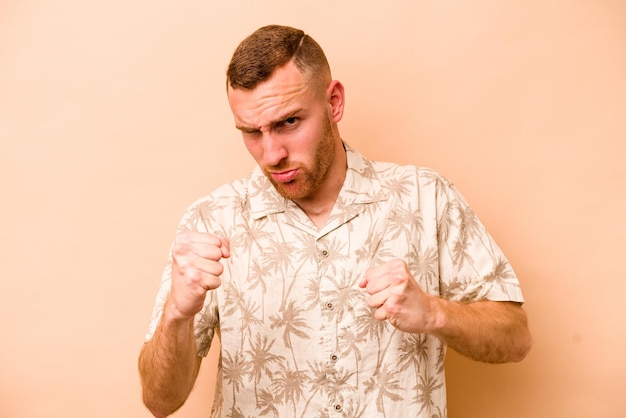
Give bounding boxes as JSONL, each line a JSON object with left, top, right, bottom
{"left": 296, "top": 187, "right": 340, "bottom": 229}
{"left": 296, "top": 141, "right": 347, "bottom": 229}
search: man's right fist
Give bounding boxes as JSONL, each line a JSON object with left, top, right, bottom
{"left": 167, "top": 231, "right": 230, "bottom": 319}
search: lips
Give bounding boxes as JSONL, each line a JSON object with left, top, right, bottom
{"left": 270, "top": 169, "right": 298, "bottom": 183}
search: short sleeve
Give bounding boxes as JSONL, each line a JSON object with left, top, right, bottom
{"left": 434, "top": 175, "right": 524, "bottom": 303}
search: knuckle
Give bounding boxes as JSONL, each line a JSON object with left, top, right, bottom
{"left": 390, "top": 259, "right": 405, "bottom": 268}
{"left": 385, "top": 300, "right": 398, "bottom": 315}
{"left": 172, "top": 240, "right": 190, "bottom": 257}
{"left": 175, "top": 230, "right": 193, "bottom": 243}
{"left": 172, "top": 250, "right": 192, "bottom": 268}
{"left": 183, "top": 264, "right": 202, "bottom": 279}
{"left": 174, "top": 266, "right": 199, "bottom": 286}
{"left": 389, "top": 260, "right": 405, "bottom": 274}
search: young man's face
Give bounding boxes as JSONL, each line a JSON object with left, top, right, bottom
{"left": 227, "top": 60, "right": 343, "bottom": 204}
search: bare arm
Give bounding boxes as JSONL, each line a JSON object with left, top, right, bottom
{"left": 360, "top": 259, "right": 532, "bottom": 364}
{"left": 138, "top": 309, "right": 202, "bottom": 417}
{"left": 428, "top": 299, "right": 531, "bottom": 363}
{"left": 138, "top": 231, "right": 230, "bottom": 417}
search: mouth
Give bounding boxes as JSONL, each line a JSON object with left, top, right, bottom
{"left": 270, "top": 169, "right": 298, "bottom": 183}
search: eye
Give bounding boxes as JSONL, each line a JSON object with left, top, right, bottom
{"left": 242, "top": 129, "right": 261, "bottom": 137}
{"left": 277, "top": 117, "right": 298, "bottom": 129}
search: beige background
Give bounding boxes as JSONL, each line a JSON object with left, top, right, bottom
{"left": 1, "top": 0, "right": 625, "bottom": 417}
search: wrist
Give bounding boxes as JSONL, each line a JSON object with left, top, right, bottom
{"left": 425, "top": 296, "right": 447, "bottom": 336}
{"left": 162, "top": 297, "right": 196, "bottom": 326}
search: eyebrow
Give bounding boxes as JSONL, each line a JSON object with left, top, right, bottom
{"left": 235, "top": 108, "right": 303, "bottom": 133}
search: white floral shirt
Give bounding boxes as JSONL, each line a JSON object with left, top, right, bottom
{"left": 146, "top": 143, "right": 524, "bottom": 418}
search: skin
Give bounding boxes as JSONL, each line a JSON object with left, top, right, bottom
{"left": 138, "top": 58, "right": 531, "bottom": 417}
{"left": 138, "top": 232, "right": 229, "bottom": 418}
{"left": 359, "top": 259, "right": 532, "bottom": 363}
{"left": 227, "top": 60, "right": 347, "bottom": 227}
{"left": 138, "top": 60, "right": 348, "bottom": 417}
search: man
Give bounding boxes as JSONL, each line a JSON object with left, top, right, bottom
{"left": 139, "top": 25, "right": 531, "bottom": 418}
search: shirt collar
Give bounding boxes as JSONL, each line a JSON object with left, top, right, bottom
{"left": 248, "top": 142, "right": 387, "bottom": 220}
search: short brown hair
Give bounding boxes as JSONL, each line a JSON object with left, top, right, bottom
{"left": 227, "top": 25, "right": 331, "bottom": 90}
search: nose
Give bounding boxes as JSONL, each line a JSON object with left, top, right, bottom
{"left": 262, "top": 134, "right": 288, "bottom": 167}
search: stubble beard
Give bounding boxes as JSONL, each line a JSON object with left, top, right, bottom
{"left": 266, "top": 115, "right": 335, "bottom": 202}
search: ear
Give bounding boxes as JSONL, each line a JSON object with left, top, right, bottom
{"left": 326, "top": 80, "right": 345, "bottom": 124}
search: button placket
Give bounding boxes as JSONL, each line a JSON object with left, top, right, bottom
{"left": 318, "top": 237, "right": 342, "bottom": 414}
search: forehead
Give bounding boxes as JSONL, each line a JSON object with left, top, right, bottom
{"left": 227, "top": 62, "right": 320, "bottom": 128}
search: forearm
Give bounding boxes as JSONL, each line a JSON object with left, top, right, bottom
{"left": 138, "top": 308, "right": 201, "bottom": 417}
{"left": 430, "top": 299, "right": 531, "bottom": 363}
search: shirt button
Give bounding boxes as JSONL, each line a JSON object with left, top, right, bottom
{"left": 326, "top": 302, "right": 334, "bottom": 310}
{"left": 321, "top": 249, "right": 329, "bottom": 257}
{"left": 334, "top": 404, "right": 342, "bottom": 412}
{"left": 330, "top": 354, "right": 338, "bottom": 362}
